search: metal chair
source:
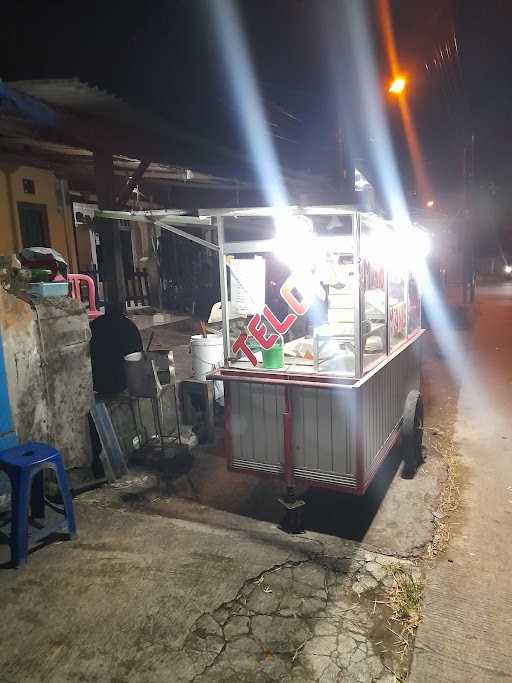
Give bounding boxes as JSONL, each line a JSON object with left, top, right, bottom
{"left": 124, "top": 351, "right": 178, "bottom": 455}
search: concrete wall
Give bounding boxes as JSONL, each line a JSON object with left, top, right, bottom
{"left": 0, "top": 288, "right": 48, "bottom": 444}
{"left": 32, "top": 296, "right": 94, "bottom": 472}
{"left": 0, "top": 165, "right": 77, "bottom": 271}
{"left": 0, "top": 289, "right": 93, "bottom": 480}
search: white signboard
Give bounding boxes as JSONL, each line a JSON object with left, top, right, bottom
{"left": 73, "top": 202, "right": 97, "bottom": 226}
{"left": 229, "top": 256, "right": 266, "bottom": 317}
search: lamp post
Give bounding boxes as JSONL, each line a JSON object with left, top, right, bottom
{"left": 388, "top": 77, "right": 407, "bottom": 94}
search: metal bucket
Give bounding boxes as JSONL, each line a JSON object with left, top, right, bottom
{"left": 124, "top": 351, "right": 175, "bottom": 398}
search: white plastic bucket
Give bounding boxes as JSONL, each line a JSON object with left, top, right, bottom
{"left": 190, "top": 334, "right": 224, "bottom": 403}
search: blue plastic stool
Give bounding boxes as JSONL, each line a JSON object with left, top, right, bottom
{"left": 0, "top": 442, "right": 76, "bottom": 567}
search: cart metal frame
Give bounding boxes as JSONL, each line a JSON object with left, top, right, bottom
{"left": 98, "top": 205, "right": 425, "bottom": 499}
{"left": 206, "top": 206, "right": 424, "bottom": 496}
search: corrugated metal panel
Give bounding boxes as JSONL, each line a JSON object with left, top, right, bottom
{"left": 228, "top": 381, "right": 356, "bottom": 484}
{"left": 228, "top": 339, "right": 420, "bottom": 485}
{"left": 361, "top": 340, "right": 421, "bottom": 473}
{"left": 292, "top": 386, "right": 356, "bottom": 481}
{"left": 294, "top": 468, "right": 357, "bottom": 488}
{"left": 231, "top": 460, "right": 281, "bottom": 475}
{"left": 229, "top": 381, "right": 285, "bottom": 469}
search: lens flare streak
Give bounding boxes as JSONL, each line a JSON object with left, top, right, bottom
{"left": 210, "top": 0, "right": 288, "bottom": 209}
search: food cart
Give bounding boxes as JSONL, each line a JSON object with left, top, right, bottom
{"left": 205, "top": 206, "right": 426, "bottom": 529}
{"left": 99, "top": 205, "right": 426, "bottom": 531}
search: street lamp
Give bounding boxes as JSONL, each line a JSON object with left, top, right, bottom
{"left": 389, "top": 77, "right": 406, "bottom": 94}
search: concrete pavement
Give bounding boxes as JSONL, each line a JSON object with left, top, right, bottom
{"left": 411, "top": 283, "right": 512, "bottom": 682}
{"left": 0, "top": 305, "right": 451, "bottom": 682}
{"left": 0, "top": 500, "right": 413, "bottom": 682}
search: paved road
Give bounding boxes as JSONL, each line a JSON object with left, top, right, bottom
{"left": 411, "top": 283, "right": 512, "bottom": 682}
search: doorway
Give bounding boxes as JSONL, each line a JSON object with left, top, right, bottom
{"left": 17, "top": 203, "right": 50, "bottom": 248}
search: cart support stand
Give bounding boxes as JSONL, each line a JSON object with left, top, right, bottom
{"left": 278, "top": 386, "right": 305, "bottom": 534}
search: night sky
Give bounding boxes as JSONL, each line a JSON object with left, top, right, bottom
{"left": 2, "top": 1, "right": 512, "bottom": 217}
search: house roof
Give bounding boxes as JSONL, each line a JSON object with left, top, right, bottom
{"left": 0, "top": 135, "right": 247, "bottom": 189}
{"left": 1, "top": 78, "right": 248, "bottom": 173}
{"left": 0, "top": 78, "right": 336, "bottom": 204}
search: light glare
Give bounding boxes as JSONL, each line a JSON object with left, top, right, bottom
{"left": 389, "top": 77, "right": 406, "bottom": 94}
{"left": 210, "top": 0, "right": 288, "bottom": 209}
{"left": 272, "top": 215, "right": 316, "bottom": 271}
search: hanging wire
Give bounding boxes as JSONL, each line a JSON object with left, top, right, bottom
{"left": 424, "top": 18, "right": 470, "bottom": 138}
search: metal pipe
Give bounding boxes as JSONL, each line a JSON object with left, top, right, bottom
{"left": 95, "top": 211, "right": 218, "bottom": 251}
{"left": 223, "top": 239, "right": 275, "bottom": 254}
{"left": 154, "top": 221, "right": 219, "bottom": 252}
{"left": 198, "top": 205, "right": 357, "bottom": 218}
{"left": 153, "top": 396, "right": 166, "bottom": 456}
{"left": 217, "top": 217, "right": 231, "bottom": 366}
{"left": 208, "top": 372, "right": 354, "bottom": 391}
{"left": 385, "top": 247, "right": 389, "bottom": 356}
{"left": 283, "top": 386, "right": 293, "bottom": 487}
{"left": 354, "top": 212, "right": 363, "bottom": 378}
{"left": 405, "top": 270, "right": 409, "bottom": 338}
{"left": 97, "top": 210, "right": 211, "bottom": 226}
{"left": 173, "top": 384, "right": 182, "bottom": 446}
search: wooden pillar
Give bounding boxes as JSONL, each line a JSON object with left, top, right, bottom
{"left": 93, "top": 150, "right": 126, "bottom": 312}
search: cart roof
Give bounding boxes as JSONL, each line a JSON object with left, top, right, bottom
{"left": 197, "top": 205, "right": 358, "bottom": 218}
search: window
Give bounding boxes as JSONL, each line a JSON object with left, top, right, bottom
{"left": 17, "top": 203, "right": 50, "bottom": 248}
{"left": 22, "top": 178, "right": 35, "bottom": 194}
{"left": 389, "top": 268, "right": 407, "bottom": 350}
{"left": 407, "top": 274, "right": 421, "bottom": 334}
{"left": 360, "top": 216, "right": 387, "bottom": 370}
{"left": 224, "top": 213, "right": 357, "bottom": 377}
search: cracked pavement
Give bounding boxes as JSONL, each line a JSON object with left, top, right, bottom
{"left": 180, "top": 555, "right": 408, "bottom": 683}
{"left": 0, "top": 334, "right": 449, "bottom": 683}
{"left": 0, "top": 499, "right": 419, "bottom": 682}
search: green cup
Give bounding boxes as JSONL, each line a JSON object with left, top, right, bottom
{"left": 261, "top": 337, "right": 284, "bottom": 369}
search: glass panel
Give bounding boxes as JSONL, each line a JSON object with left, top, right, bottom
{"left": 389, "top": 267, "right": 407, "bottom": 350}
{"left": 222, "top": 213, "right": 356, "bottom": 376}
{"left": 360, "top": 215, "right": 387, "bottom": 371}
{"left": 407, "top": 273, "right": 421, "bottom": 334}
{"left": 313, "top": 247, "right": 356, "bottom": 375}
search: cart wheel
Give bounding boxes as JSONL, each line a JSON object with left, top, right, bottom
{"left": 401, "top": 390, "right": 424, "bottom": 478}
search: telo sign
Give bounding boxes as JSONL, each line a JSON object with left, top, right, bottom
{"left": 231, "top": 271, "right": 314, "bottom": 366}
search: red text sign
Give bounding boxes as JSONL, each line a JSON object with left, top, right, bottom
{"left": 231, "top": 273, "right": 311, "bottom": 366}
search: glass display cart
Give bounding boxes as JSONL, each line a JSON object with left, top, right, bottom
{"left": 205, "top": 206, "right": 426, "bottom": 530}
{"left": 98, "top": 205, "right": 427, "bottom": 531}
